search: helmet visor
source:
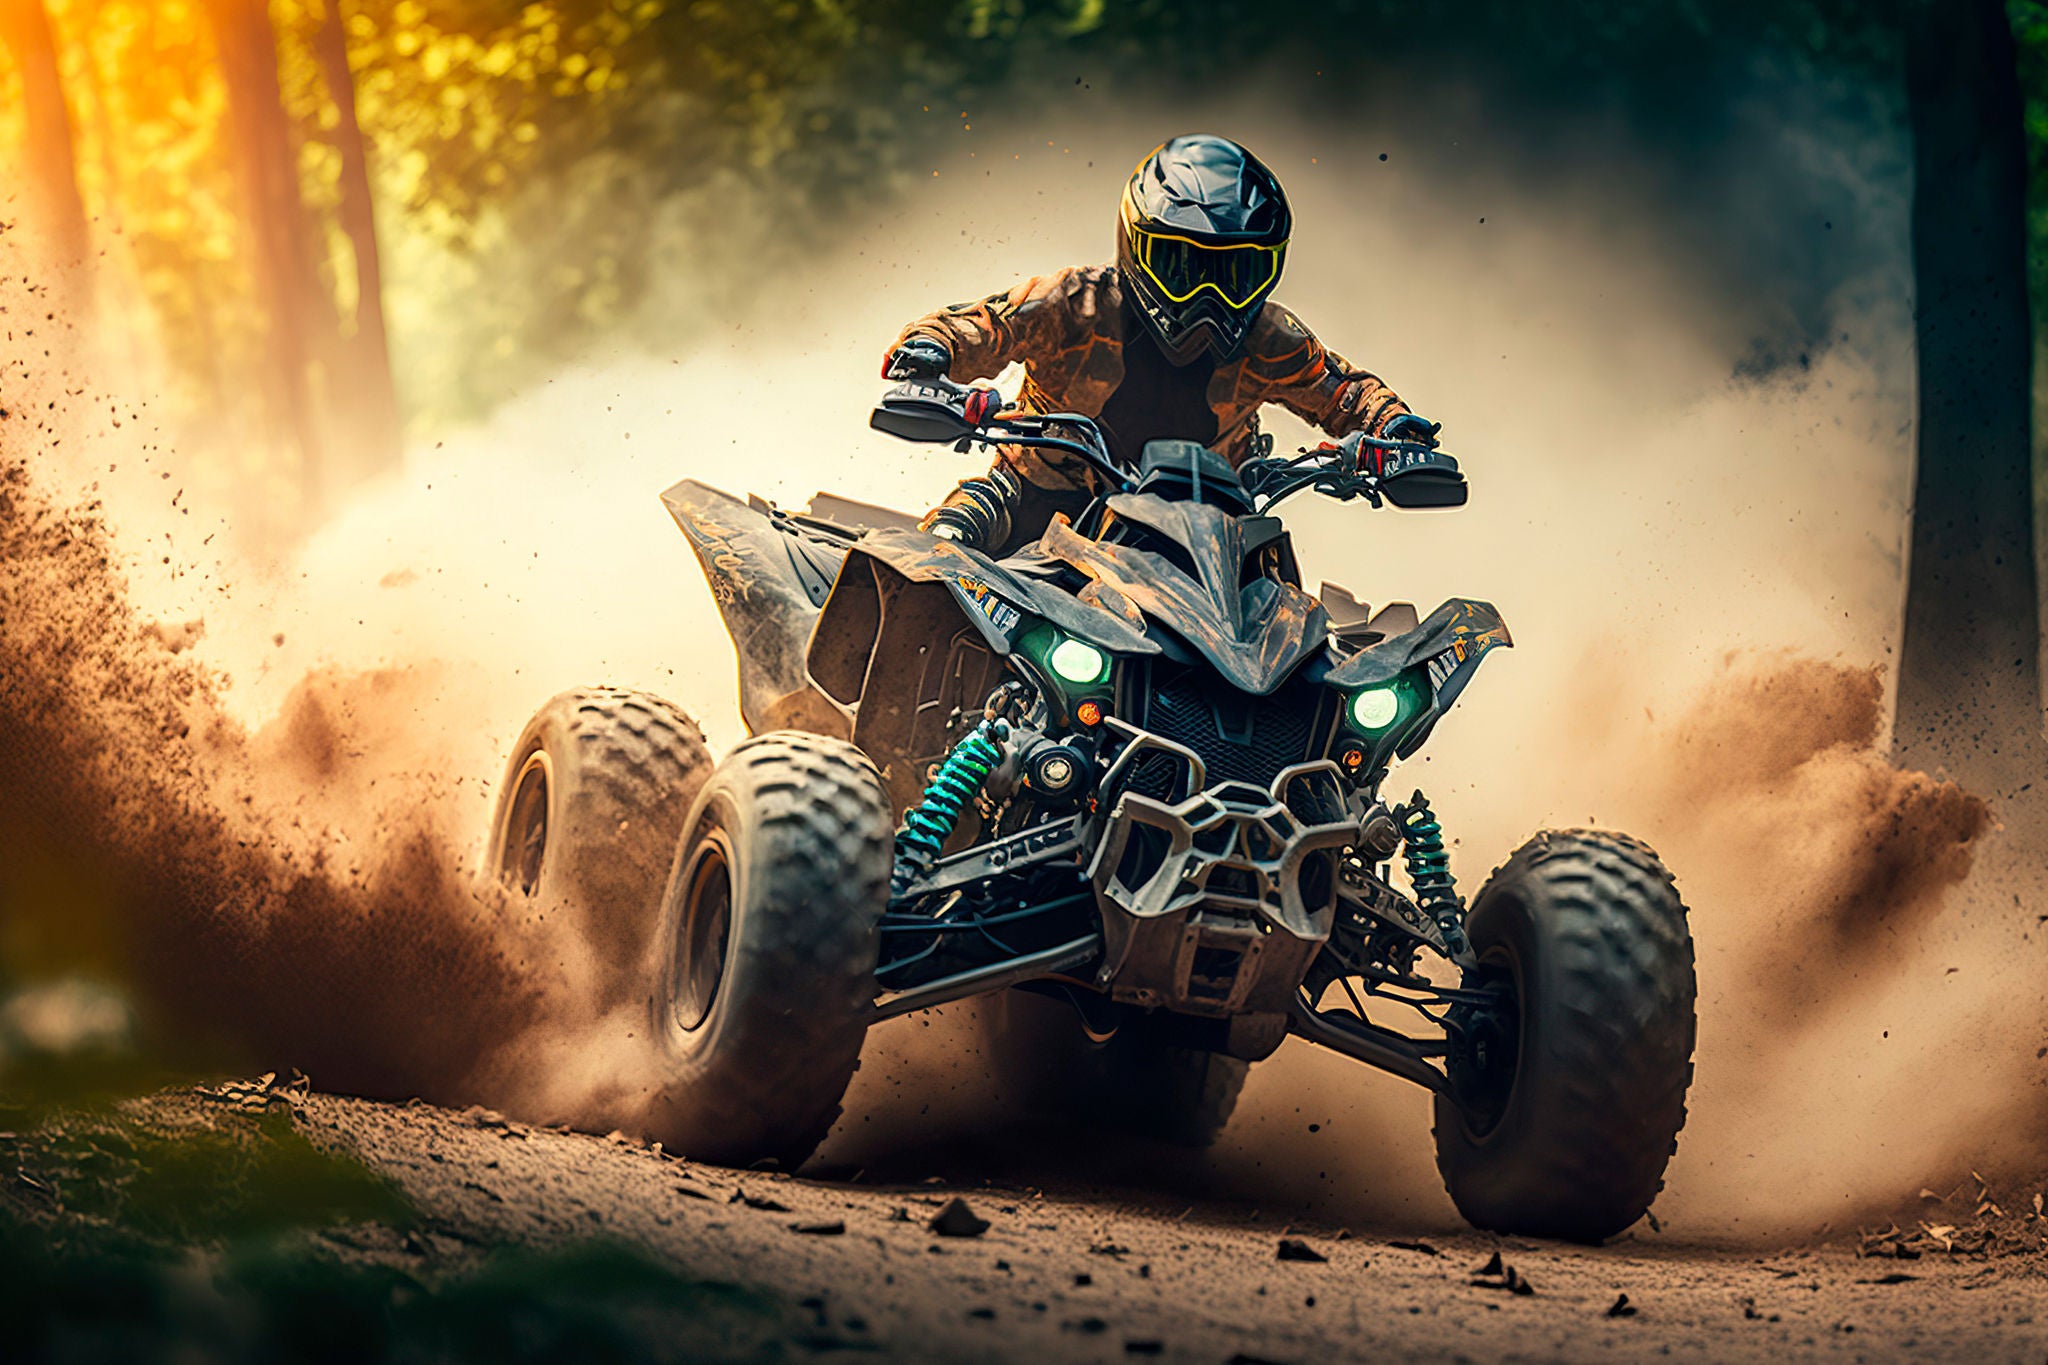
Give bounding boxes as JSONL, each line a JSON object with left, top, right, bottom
{"left": 1130, "top": 228, "right": 1286, "bottom": 311}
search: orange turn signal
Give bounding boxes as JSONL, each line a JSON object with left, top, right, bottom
{"left": 1075, "top": 700, "right": 1104, "bottom": 727}
{"left": 1340, "top": 747, "right": 1365, "bottom": 770}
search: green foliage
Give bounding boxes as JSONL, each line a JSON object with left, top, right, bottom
{"left": 0, "top": 1095, "right": 792, "bottom": 1363}
{"left": 356, "top": 0, "right": 1908, "bottom": 425}
{"left": 3, "top": 1098, "right": 417, "bottom": 1243}
{"left": 0, "top": 1, "right": 2034, "bottom": 435}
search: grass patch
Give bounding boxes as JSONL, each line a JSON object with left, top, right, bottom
{"left": 4, "top": 1098, "right": 417, "bottom": 1243}
{"left": 0, "top": 1092, "right": 797, "bottom": 1363}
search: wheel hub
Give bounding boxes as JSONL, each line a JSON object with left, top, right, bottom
{"left": 1449, "top": 962, "right": 1521, "bottom": 1138}
{"left": 672, "top": 839, "right": 734, "bottom": 1032}
{"left": 499, "top": 752, "right": 552, "bottom": 896}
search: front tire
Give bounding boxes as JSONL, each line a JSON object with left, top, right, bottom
{"left": 1433, "top": 830, "right": 1696, "bottom": 1243}
{"left": 644, "top": 732, "right": 892, "bottom": 1169}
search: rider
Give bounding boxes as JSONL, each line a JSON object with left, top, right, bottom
{"left": 883, "top": 133, "right": 1439, "bottom": 557}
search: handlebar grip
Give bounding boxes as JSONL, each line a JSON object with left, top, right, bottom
{"left": 961, "top": 387, "right": 1002, "bottom": 428}
{"left": 1314, "top": 432, "right": 1376, "bottom": 474}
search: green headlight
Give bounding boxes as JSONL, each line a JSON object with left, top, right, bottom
{"left": 1047, "top": 636, "right": 1110, "bottom": 685}
{"left": 1350, "top": 686, "right": 1401, "bottom": 731}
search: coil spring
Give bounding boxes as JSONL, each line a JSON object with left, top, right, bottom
{"left": 926, "top": 464, "right": 1019, "bottom": 550}
{"left": 1400, "top": 791, "right": 1467, "bottom": 949}
{"left": 891, "top": 719, "right": 1007, "bottom": 898}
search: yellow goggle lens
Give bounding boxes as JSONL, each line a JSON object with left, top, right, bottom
{"left": 1131, "top": 228, "right": 1286, "bottom": 310}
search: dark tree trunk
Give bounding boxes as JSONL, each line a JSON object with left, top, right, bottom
{"left": 313, "top": 0, "right": 402, "bottom": 477}
{"left": 0, "top": 0, "right": 91, "bottom": 271}
{"left": 1895, "top": 0, "right": 2045, "bottom": 798}
{"left": 203, "top": 0, "right": 332, "bottom": 510}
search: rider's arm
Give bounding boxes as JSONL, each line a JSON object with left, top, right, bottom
{"left": 898, "top": 269, "right": 1107, "bottom": 551}
{"left": 885, "top": 268, "right": 1093, "bottom": 383}
{"left": 1242, "top": 304, "right": 1422, "bottom": 441}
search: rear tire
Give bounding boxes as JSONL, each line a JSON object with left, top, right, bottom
{"left": 1433, "top": 829, "right": 1696, "bottom": 1243}
{"left": 485, "top": 688, "right": 710, "bottom": 1002}
{"left": 984, "top": 992, "right": 1248, "bottom": 1149}
{"left": 644, "top": 732, "right": 892, "bottom": 1169}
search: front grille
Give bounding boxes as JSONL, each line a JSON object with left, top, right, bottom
{"left": 1124, "top": 665, "right": 1322, "bottom": 801}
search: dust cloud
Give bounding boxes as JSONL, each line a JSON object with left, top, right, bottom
{"left": 3, "top": 92, "right": 2042, "bottom": 1243}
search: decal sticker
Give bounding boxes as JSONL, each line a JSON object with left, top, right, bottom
{"left": 1445, "top": 600, "right": 1512, "bottom": 653}
{"left": 684, "top": 509, "right": 752, "bottom": 606}
{"left": 955, "top": 575, "right": 1022, "bottom": 634}
{"left": 1382, "top": 444, "right": 1441, "bottom": 476}
{"left": 1427, "top": 649, "right": 1457, "bottom": 693}
{"left": 1427, "top": 634, "right": 1505, "bottom": 695}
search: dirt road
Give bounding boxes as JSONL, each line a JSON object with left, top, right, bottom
{"left": 290, "top": 1092, "right": 2046, "bottom": 1364}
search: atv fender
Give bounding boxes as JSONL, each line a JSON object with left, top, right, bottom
{"left": 661, "top": 479, "right": 849, "bottom": 737}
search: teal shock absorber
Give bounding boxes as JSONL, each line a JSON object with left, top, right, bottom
{"left": 890, "top": 718, "right": 1008, "bottom": 899}
{"left": 1399, "top": 791, "right": 1468, "bottom": 954}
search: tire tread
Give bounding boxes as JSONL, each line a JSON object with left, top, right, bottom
{"left": 1433, "top": 829, "right": 1696, "bottom": 1242}
{"left": 647, "top": 731, "right": 891, "bottom": 1169}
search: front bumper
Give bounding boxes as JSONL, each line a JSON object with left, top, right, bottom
{"left": 1085, "top": 723, "right": 1356, "bottom": 1016}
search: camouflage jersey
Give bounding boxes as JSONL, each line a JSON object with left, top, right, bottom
{"left": 890, "top": 264, "right": 1415, "bottom": 556}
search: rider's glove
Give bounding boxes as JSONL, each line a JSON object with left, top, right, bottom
{"left": 1381, "top": 412, "right": 1442, "bottom": 448}
{"left": 882, "top": 336, "right": 952, "bottom": 381}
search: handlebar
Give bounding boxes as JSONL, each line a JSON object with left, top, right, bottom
{"left": 871, "top": 376, "right": 1132, "bottom": 494}
{"left": 869, "top": 379, "right": 1465, "bottom": 513}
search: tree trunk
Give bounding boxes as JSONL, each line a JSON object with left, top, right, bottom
{"left": 0, "top": 0, "right": 91, "bottom": 271}
{"left": 312, "top": 0, "right": 402, "bottom": 477}
{"left": 1894, "top": 0, "right": 2045, "bottom": 800}
{"left": 70, "top": 0, "right": 156, "bottom": 376}
{"left": 202, "top": 0, "right": 332, "bottom": 512}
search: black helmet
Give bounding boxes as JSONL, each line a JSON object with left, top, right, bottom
{"left": 1117, "top": 134, "right": 1291, "bottom": 364}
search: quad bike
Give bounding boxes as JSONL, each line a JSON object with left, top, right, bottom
{"left": 487, "top": 377, "right": 1697, "bottom": 1243}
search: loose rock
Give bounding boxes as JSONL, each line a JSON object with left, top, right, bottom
{"left": 929, "top": 1197, "right": 990, "bottom": 1238}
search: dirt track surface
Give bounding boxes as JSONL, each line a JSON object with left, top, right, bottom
{"left": 293, "top": 1093, "right": 2047, "bottom": 1364}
